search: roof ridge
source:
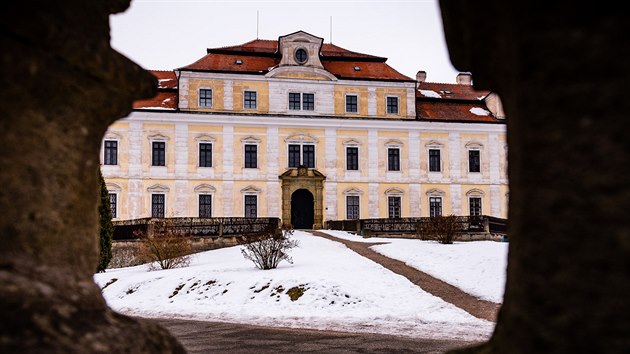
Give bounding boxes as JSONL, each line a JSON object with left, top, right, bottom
{"left": 210, "top": 38, "right": 277, "bottom": 50}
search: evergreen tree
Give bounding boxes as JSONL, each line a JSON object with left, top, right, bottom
{"left": 97, "top": 171, "right": 113, "bottom": 272}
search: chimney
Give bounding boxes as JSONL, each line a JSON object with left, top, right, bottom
{"left": 456, "top": 72, "right": 472, "bottom": 85}
{"left": 416, "top": 70, "right": 426, "bottom": 88}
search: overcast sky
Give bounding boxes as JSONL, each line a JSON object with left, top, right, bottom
{"left": 110, "top": 0, "right": 461, "bottom": 83}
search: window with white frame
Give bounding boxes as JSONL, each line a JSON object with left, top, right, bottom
{"left": 385, "top": 188, "right": 404, "bottom": 218}
{"left": 244, "top": 144, "right": 257, "bottom": 168}
{"left": 103, "top": 140, "right": 118, "bottom": 165}
{"left": 346, "top": 146, "right": 359, "bottom": 170}
{"left": 288, "top": 144, "right": 315, "bottom": 168}
{"left": 288, "top": 92, "right": 315, "bottom": 111}
{"left": 345, "top": 94, "right": 358, "bottom": 113}
{"left": 302, "top": 93, "right": 315, "bottom": 110}
{"left": 386, "top": 96, "right": 399, "bottom": 114}
{"left": 429, "top": 196, "right": 442, "bottom": 217}
{"left": 199, "top": 194, "right": 212, "bottom": 218}
{"left": 244, "top": 195, "right": 257, "bottom": 218}
{"left": 388, "top": 196, "right": 401, "bottom": 218}
{"left": 151, "top": 194, "right": 165, "bottom": 218}
{"left": 429, "top": 148, "right": 441, "bottom": 172}
{"left": 388, "top": 147, "right": 400, "bottom": 171}
{"left": 108, "top": 193, "right": 117, "bottom": 218}
{"left": 469, "top": 196, "right": 482, "bottom": 216}
{"left": 199, "top": 88, "right": 212, "bottom": 107}
{"left": 152, "top": 141, "right": 165, "bottom": 166}
{"left": 469, "top": 149, "right": 481, "bottom": 173}
{"left": 199, "top": 143, "right": 212, "bottom": 167}
{"left": 243, "top": 90, "right": 257, "bottom": 110}
{"left": 346, "top": 195, "right": 360, "bottom": 220}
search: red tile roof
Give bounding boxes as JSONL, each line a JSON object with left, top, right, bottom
{"left": 183, "top": 53, "right": 279, "bottom": 74}
{"left": 415, "top": 81, "right": 502, "bottom": 122}
{"left": 322, "top": 60, "right": 411, "bottom": 81}
{"left": 133, "top": 91, "right": 177, "bottom": 110}
{"left": 181, "top": 38, "right": 411, "bottom": 81}
{"left": 417, "top": 82, "right": 490, "bottom": 100}
{"left": 151, "top": 70, "right": 177, "bottom": 89}
{"left": 416, "top": 101, "right": 498, "bottom": 122}
{"left": 209, "top": 39, "right": 385, "bottom": 61}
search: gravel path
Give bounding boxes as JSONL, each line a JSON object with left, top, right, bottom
{"left": 150, "top": 317, "right": 480, "bottom": 353}
{"left": 310, "top": 231, "right": 500, "bottom": 322}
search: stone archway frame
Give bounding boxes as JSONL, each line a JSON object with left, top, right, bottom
{"left": 279, "top": 166, "right": 326, "bottom": 229}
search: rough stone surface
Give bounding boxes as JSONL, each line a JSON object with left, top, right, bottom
{"left": 439, "top": 2, "right": 630, "bottom": 353}
{"left": 0, "top": 2, "right": 185, "bottom": 352}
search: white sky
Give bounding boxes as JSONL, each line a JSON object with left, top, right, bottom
{"left": 110, "top": 0, "right": 460, "bottom": 83}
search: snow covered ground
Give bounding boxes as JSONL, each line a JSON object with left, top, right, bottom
{"left": 321, "top": 230, "right": 508, "bottom": 303}
{"left": 95, "top": 231, "right": 494, "bottom": 341}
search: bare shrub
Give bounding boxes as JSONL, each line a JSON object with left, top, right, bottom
{"left": 135, "top": 221, "right": 192, "bottom": 270}
{"left": 240, "top": 227, "right": 299, "bottom": 270}
{"left": 109, "top": 244, "right": 143, "bottom": 269}
{"left": 423, "top": 215, "right": 465, "bottom": 244}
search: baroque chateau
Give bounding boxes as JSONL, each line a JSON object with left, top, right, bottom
{"left": 101, "top": 31, "right": 507, "bottom": 229}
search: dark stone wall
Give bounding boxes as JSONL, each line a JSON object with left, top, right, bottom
{"left": 440, "top": 2, "right": 629, "bottom": 353}
{"left": 0, "top": 1, "right": 185, "bottom": 352}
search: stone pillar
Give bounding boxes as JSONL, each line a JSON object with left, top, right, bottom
{"left": 440, "top": 2, "right": 630, "bottom": 353}
{"left": 0, "top": 2, "right": 184, "bottom": 352}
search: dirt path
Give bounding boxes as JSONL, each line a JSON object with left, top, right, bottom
{"left": 310, "top": 231, "right": 500, "bottom": 322}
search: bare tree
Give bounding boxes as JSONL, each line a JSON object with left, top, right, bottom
{"left": 240, "top": 227, "right": 299, "bottom": 270}
{"left": 135, "top": 221, "right": 192, "bottom": 270}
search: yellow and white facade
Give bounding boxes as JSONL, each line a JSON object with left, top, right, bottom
{"left": 101, "top": 31, "right": 508, "bottom": 228}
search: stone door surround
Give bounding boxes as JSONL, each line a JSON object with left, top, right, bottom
{"left": 279, "top": 166, "right": 325, "bottom": 229}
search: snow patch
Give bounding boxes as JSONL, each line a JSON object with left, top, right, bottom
{"left": 470, "top": 107, "right": 491, "bottom": 116}
{"left": 419, "top": 90, "right": 441, "bottom": 98}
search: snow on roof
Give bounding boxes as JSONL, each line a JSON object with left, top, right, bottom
{"left": 470, "top": 107, "right": 491, "bottom": 116}
{"left": 419, "top": 90, "right": 442, "bottom": 98}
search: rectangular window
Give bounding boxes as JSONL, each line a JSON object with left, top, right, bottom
{"left": 346, "top": 147, "right": 359, "bottom": 170}
{"left": 244, "top": 144, "right": 257, "bottom": 168}
{"left": 302, "top": 93, "right": 315, "bottom": 111}
{"left": 199, "top": 88, "right": 212, "bottom": 107}
{"left": 109, "top": 193, "right": 117, "bottom": 219}
{"left": 244, "top": 90, "right": 257, "bottom": 109}
{"left": 388, "top": 196, "right": 401, "bottom": 218}
{"left": 345, "top": 95, "right": 358, "bottom": 113}
{"left": 104, "top": 140, "right": 118, "bottom": 165}
{"left": 151, "top": 194, "right": 165, "bottom": 218}
{"left": 469, "top": 197, "right": 482, "bottom": 216}
{"left": 386, "top": 96, "right": 399, "bottom": 114}
{"left": 199, "top": 194, "right": 212, "bottom": 218}
{"left": 152, "top": 141, "right": 165, "bottom": 166}
{"left": 199, "top": 143, "right": 212, "bottom": 167}
{"left": 429, "top": 149, "right": 441, "bottom": 172}
{"left": 346, "top": 195, "right": 360, "bottom": 220}
{"left": 244, "top": 195, "right": 257, "bottom": 218}
{"left": 469, "top": 150, "right": 481, "bottom": 173}
{"left": 388, "top": 148, "right": 400, "bottom": 171}
{"left": 288, "top": 144, "right": 301, "bottom": 168}
{"left": 302, "top": 144, "right": 315, "bottom": 168}
{"left": 289, "top": 93, "right": 301, "bottom": 110}
{"left": 429, "top": 196, "right": 442, "bottom": 217}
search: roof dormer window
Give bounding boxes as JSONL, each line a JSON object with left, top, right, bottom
{"left": 354, "top": 66, "right": 361, "bottom": 71}
{"left": 295, "top": 48, "right": 308, "bottom": 64}
{"left": 235, "top": 59, "right": 243, "bottom": 65}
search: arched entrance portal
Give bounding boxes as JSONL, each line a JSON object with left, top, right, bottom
{"left": 291, "top": 189, "right": 314, "bottom": 229}
{"left": 279, "top": 166, "right": 326, "bottom": 229}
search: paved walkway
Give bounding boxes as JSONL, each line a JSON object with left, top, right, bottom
{"left": 151, "top": 318, "right": 479, "bottom": 353}
{"left": 310, "top": 231, "right": 500, "bottom": 322}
